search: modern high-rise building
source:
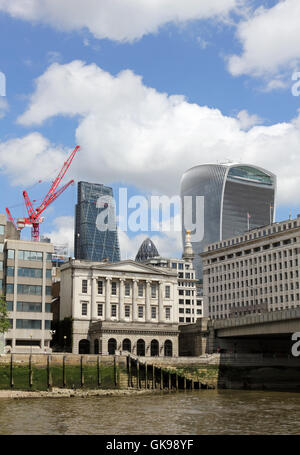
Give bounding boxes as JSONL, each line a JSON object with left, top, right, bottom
{"left": 74, "top": 181, "right": 121, "bottom": 263}
{"left": 180, "top": 163, "right": 276, "bottom": 279}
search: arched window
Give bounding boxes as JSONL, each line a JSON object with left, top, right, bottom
{"left": 137, "top": 339, "right": 145, "bottom": 356}
{"left": 94, "top": 339, "right": 99, "bottom": 354}
{"left": 79, "top": 339, "right": 90, "bottom": 354}
{"left": 164, "top": 340, "right": 172, "bottom": 357}
{"left": 150, "top": 339, "right": 159, "bottom": 357}
{"left": 122, "top": 338, "right": 131, "bottom": 352}
{"left": 108, "top": 338, "right": 117, "bottom": 355}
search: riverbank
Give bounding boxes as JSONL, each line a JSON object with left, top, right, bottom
{"left": 0, "top": 387, "right": 172, "bottom": 399}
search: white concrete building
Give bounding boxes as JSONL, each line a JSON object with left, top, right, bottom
{"left": 60, "top": 259, "right": 179, "bottom": 356}
{"left": 201, "top": 215, "right": 300, "bottom": 320}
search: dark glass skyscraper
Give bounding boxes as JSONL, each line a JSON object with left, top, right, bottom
{"left": 180, "top": 163, "right": 276, "bottom": 279}
{"left": 74, "top": 181, "right": 121, "bottom": 262}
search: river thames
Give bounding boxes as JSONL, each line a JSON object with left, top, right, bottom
{"left": 1, "top": 389, "right": 300, "bottom": 435}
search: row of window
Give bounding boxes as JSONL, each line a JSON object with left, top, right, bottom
{"left": 6, "top": 266, "right": 52, "bottom": 279}
{"left": 6, "top": 301, "right": 52, "bottom": 313}
{"left": 82, "top": 279, "right": 171, "bottom": 299}
{"left": 208, "top": 222, "right": 299, "bottom": 251}
{"left": 8, "top": 319, "right": 52, "bottom": 329}
{"left": 179, "top": 308, "right": 202, "bottom": 315}
{"left": 209, "top": 294, "right": 300, "bottom": 312}
{"left": 81, "top": 302, "right": 171, "bottom": 319}
{"left": 7, "top": 250, "right": 52, "bottom": 261}
{"left": 6, "top": 284, "right": 52, "bottom": 296}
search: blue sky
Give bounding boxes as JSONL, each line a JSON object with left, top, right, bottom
{"left": 0, "top": 0, "right": 300, "bottom": 257}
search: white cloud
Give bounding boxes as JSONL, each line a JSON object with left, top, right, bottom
{"left": 0, "top": 0, "right": 239, "bottom": 42}
{"left": 13, "top": 60, "right": 300, "bottom": 207}
{"left": 236, "top": 109, "right": 263, "bottom": 130}
{"left": 0, "top": 132, "right": 67, "bottom": 186}
{"left": 228, "top": 0, "right": 300, "bottom": 81}
{"left": 43, "top": 216, "right": 74, "bottom": 256}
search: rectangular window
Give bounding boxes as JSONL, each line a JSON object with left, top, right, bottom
{"left": 18, "top": 267, "right": 43, "bottom": 278}
{"left": 82, "top": 279, "right": 88, "bottom": 293}
{"left": 7, "top": 249, "right": 14, "bottom": 259}
{"left": 151, "top": 284, "right": 157, "bottom": 298}
{"left": 46, "top": 269, "right": 52, "bottom": 279}
{"left": 138, "top": 306, "right": 144, "bottom": 318}
{"left": 165, "top": 285, "right": 170, "bottom": 298}
{"left": 45, "top": 303, "right": 51, "bottom": 313}
{"left": 7, "top": 266, "right": 14, "bottom": 276}
{"left": 45, "top": 320, "right": 51, "bottom": 330}
{"left": 97, "top": 304, "right": 103, "bottom": 317}
{"left": 111, "top": 304, "right": 117, "bottom": 317}
{"left": 17, "top": 284, "right": 42, "bottom": 296}
{"left": 125, "top": 282, "right": 131, "bottom": 296}
{"left": 81, "top": 302, "right": 88, "bottom": 316}
{"left": 111, "top": 282, "right": 117, "bottom": 295}
{"left": 16, "top": 319, "right": 42, "bottom": 329}
{"left": 6, "top": 301, "right": 13, "bottom": 311}
{"left": 125, "top": 306, "right": 130, "bottom": 318}
{"left": 151, "top": 306, "right": 156, "bottom": 319}
{"left": 165, "top": 307, "right": 171, "bottom": 320}
{"left": 0, "top": 225, "right": 4, "bottom": 235}
{"left": 98, "top": 280, "right": 103, "bottom": 295}
{"left": 138, "top": 283, "right": 144, "bottom": 297}
{"left": 17, "top": 302, "right": 42, "bottom": 312}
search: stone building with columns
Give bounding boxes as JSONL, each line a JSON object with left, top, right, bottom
{"left": 59, "top": 259, "right": 179, "bottom": 356}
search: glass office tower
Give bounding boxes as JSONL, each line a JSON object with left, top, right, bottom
{"left": 180, "top": 164, "right": 276, "bottom": 279}
{"left": 74, "top": 181, "right": 121, "bottom": 262}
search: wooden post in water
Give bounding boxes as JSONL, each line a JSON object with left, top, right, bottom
{"left": 168, "top": 371, "right": 171, "bottom": 390}
{"left": 145, "top": 362, "right": 148, "bottom": 389}
{"left": 175, "top": 373, "right": 178, "bottom": 390}
{"left": 127, "top": 355, "right": 132, "bottom": 388}
{"left": 47, "top": 355, "right": 52, "bottom": 389}
{"left": 97, "top": 356, "right": 101, "bottom": 387}
{"left": 160, "top": 368, "right": 163, "bottom": 390}
{"left": 136, "top": 360, "right": 140, "bottom": 389}
{"left": 183, "top": 376, "right": 186, "bottom": 390}
{"left": 29, "top": 354, "right": 33, "bottom": 388}
{"left": 152, "top": 365, "right": 155, "bottom": 389}
{"left": 10, "top": 354, "right": 14, "bottom": 388}
{"left": 63, "top": 355, "right": 66, "bottom": 388}
{"left": 80, "top": 356, "right": 85, "bottom": 387}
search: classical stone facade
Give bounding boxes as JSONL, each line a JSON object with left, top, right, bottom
{"left": 201, "top": 215, "right": 300, "bottom": 320}
{"left": 60, "top": 259, "right": 179, "bottom": 356}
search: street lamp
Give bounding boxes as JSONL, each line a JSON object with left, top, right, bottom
{"left": 30, "top": 334, "right": 33, "bottom": 355}
{"left": 63, "top": 335, "right": 67, "bottom": 352}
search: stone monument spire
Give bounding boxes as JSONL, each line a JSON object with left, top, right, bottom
{"left": 182, "top": 230, "right": 194, "bottom": 263}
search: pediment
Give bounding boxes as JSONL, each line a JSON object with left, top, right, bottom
{"left": 92, "top": 260, "right": 173, "bottom": 276}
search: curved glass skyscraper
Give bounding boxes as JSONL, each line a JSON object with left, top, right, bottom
{"left": 180, "top": 163, "right": 276, "bottom": 278}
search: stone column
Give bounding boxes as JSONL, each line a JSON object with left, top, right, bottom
{"left": 91, "top": 277, "right": 97, "bottom": 321}
{"left": 105, "top": 277, "right": 112, "bottom": 321}
{"left": 146, "top": 280, "right": 151, "bottom": 322}
{"left": 119, "top": 278, "right": 125, "bottom": 321}
{"left": 158, "top": 281, "right": 164, "bottom": 322}
{"left": 132, "top": 279, "right": 139, "bottom": 321}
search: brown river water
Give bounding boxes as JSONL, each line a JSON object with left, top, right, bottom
{"left": 1, "top": 390, "right": 300, "bottom": 435}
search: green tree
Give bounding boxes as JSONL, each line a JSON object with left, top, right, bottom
{"left": 0, "top": 295, "right": 11, "bottom": 334}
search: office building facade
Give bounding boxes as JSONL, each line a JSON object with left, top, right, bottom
{"left": 201, "top": 216, "right": 300, "bottom": 320}
{"left": 60, "top": 259, "right": 179, "bottom": 356}
{"left": 180, "top": 163, "right": 276, "bottom": 279}
{"left": 0, "top": 214, "right": 54, "bottom": 353}
{"left": 74, "top": 181, "right": 120, "bottom": 263}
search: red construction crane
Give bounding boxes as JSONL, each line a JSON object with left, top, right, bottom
{"left": 6, "top": 145, "right": 80, "bottom": 241}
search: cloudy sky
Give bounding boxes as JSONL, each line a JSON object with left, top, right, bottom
{"left": 1, "top": 0, "right": 300, "bottom": 258}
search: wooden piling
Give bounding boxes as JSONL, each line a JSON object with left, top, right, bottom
{"left": 80, "top": 356, "right": 85, "bottom": 387}
{"left": 10, "top": 354, "right": 14, "bottom": 388}
{"left": 29, "top": 354, "right": 33, "bottom": 388}
{"left": 63, "top": 355, "right": 66, "bottom": 388}
{"left": 97, "top": 355, "right": 101, "bottom": 387}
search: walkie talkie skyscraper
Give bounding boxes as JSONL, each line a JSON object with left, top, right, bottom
{"left": 180, "top": 163, "right": 276, "bottom": 279}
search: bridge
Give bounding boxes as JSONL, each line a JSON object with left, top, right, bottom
{"left": 179, "top": 308, "right": 300, "bottom": 356}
